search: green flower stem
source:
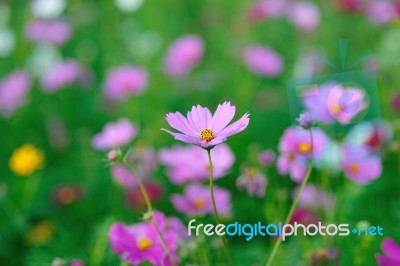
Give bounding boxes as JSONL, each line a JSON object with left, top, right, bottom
{"left": 122, "top": 161, "right": 175, "bottom": 266}
{"left": 207, "top": 149, "right": 233, "bottom": 266}
{"left": 265, "top": 129, "right": 314, "bottom": 266}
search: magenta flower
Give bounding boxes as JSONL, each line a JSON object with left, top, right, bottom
{"left": 236, "top": 166, "right": 267, "bottom": 198}
{"left": 286, "top": 2, "right": 320, "bottom": 32}
{"left": 25, "top": 19, "right": 71, "bottom": 45}
{"left": 258, "top": 149, "right": 275, "bottom": 166}
{"left": 289, "top": 208, "right": 319, "bottom": 225}
{"left": 162, "top": 101, "right": 249, "bottom": 149}
{"left": 159, "top": 143, "right": 235, "bottom": 184}
{"left": 171, "top": 183, "right": 231, "bottom": 216}
{"left": 103, "top": 65, "right": 147, "bottom": 101}
{"left": 247, "top": 0, "right": 288, "bottom": 22}
{"left": 70, "top": 259, "right": 85, "bottom": 266}
{"left": 243, "top": 45, "right": 283, "bottom": 77}
{"left": 109, "top": 211, "right": 179, "bottom": 266}
{"left": 163, "top": 35, "right": 204, "bottom": 77}
{"left": 0, "top": 70, "right": 31, "bottom": 118}
{"left": 376, "top": 238, "right": 400, "bottom": 266}
{"left": 392, "top": 93, "right": 400, "bottom": 112}
{"left": 302, "top": 83, "right": 367, "bottom": 125}
{"left": 111, "top": 164, "right": 138, "bottom": 189}
{"left": 294, "top": 184, "right": 335, "bottom": 210}
{"left": 41, "top": 60, "right": 84, "bottom": 92}
{"left": 365, "top": 1, "right": 398, "bottom": 25}
{"left": 91, "top": 118, "right": 136, "bottom": 150}
{"left": 341, "top": 144, "right": 382, "bottom": 184}
{"left": 277, "top": 126, "right": 329, "bottom": 182}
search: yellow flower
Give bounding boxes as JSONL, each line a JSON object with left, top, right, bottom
{"left": 26, "top": 220, "right": 55, "bottom": 245}
{"left": 9, "top": 144, "right": 44, "bottom": 176}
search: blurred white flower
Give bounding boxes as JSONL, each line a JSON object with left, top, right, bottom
{"left": 31, "top": 0, "right": 66, "bottom": 19}
{"left": 0, "top": 27, "right": 15, "bottom": 57}
{"left": 115, "top": 0, "right": 144, "bottom": 12}
{"left": 26, "top": 44, "right": 61, "bottom": 77}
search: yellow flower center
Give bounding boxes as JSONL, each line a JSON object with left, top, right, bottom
{"left": 349, "top": 163, "right": 359, "bottom": 174}
{"left": 27, "top": 220, "right": 55, "bottom": 246}
{"left": 199, "top": 128, "right": 215, "bottom": 142}
{"left": 298, "top": 142, "right": 312, "bottom": 154}
{"left": 331, "top": 104, "right": 342, "bottom": 113}
{"left": 9, "top": 144, "right": 44, "bottom": 176}
{"left": 138, "top": 237, "right": 152, "bottom": 250}
{"left": 193, "top": 198, "right": 206, "bottom": 209}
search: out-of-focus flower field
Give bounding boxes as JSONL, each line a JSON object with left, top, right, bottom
{"left": 1, "top": 0, "right": 400, "bottom": 265}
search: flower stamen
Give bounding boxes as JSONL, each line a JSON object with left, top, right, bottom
{"left": 137, "top": 237, "right": 152, "bottom": 250}
{"left": 199, "top": 128, "right": 215, "bottom": 142}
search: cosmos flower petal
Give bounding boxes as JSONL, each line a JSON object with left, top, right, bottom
{"left": 187, "top": 105, "right": 212, "bottom": 131}
{"left": 161, "top": 128, "right": 200, "bottom": 145}
{"left": 376, "top": 255, "right": 400, "bottom": 266}
{"left": 212, "top": 101, "right": 236, "bottom": 133}
{"left": 165, "top": 112, "right": 198, "bottom": 137}
{"left": 216, "top": 113, "right": 250, "bottom": 139}
{"left": 382, "top": 238, "right": 400, "bottom": 260}
{"left": 109, "top": 223, "right": 136, "bottom": 254}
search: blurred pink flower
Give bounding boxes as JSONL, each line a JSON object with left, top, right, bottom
{"left": 125, "top": 181, "right": 164, "bottom": 210}
{"left": 52, "top": 185, "right": 83, "bottom": 206}
{"left": 286, "top": 2, "right": 320, "bottom": 32}
{"left": 247, "top": 0, "right": 287, "bottom": 22}
{"left": 376, "top": 238, "right": 400, "bottom": 266}
{"left": 341, "top": 144, "right": 382, "bottom": 184}
{"left": 25, "top": 19, "right": 71, "bottom": 45}
{"left": 392, "top": 93, "right": 400, "bottom": 113}
{"left": 258, "top": 149, "right": 275, "bottom": 166}
{"left": 109, "top": 211, "right": 179, "bottom": 266}
{"left": 302, "top": 83, "right": 367, "bottom": 125}
{"left": 243, "top": 45, "right": 283, "bottom": 77}
{"left": 103, "top": 65, "right": 148, "bottom": 101}
{"left": 337, "top": 0, "right": 363, "bottom": 12}
{"left": 365, "top": 1, "right": 398, "bottom": 25}
{"left": 162, "top": 101, "right": 249, "bottom": 149}
{"left": 163, "top": 35, "right": 204, "bottom": 77}
{"left": 70, "top": 259, "right": 85, "bottom": 266}
{"left": 111, "top": 164, "right": 137, "bottom": 188}
{"left": 159, "top": 143, "right": 235, "bottom": 184}
{"left": 236, "top": 166, "right": 267, "bottom": 198}
{"left": 91, "top": 118, "right": 136, "bottom": 150}
{"left": 0, "top": 70, "right": 31, "bottom": 118}
{"left": 41, "top": 60, "right": 85, "bottom": 92}
{"left": 277, "top": 127, "right": 329, "bottom": 182}
{"left": 171, "top": 183, "right": 231, "bottom": 216}
{"left": 294, "top": 184, "right": 335, "bottom": 210}
{"left": 289, "top": 208, "right": 319, "bottom": 225}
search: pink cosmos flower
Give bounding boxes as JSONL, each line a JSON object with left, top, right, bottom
{"left": 171, "top": 183, "right": 231, "bottom": 216}
{"left": 70, "top": 259, "right": 85, "bottom": 266}
{"left": 41, "top": 60, "right": 84, "bottom": 92}
{"left": 286, "top": 2, "right": 320, "bottom": 32}
{"left": 110, "top": 164, "right": 137, "bottom": 188}
{"left": 376, "top": 238, "right": 400, "bottom": 266}
{"left": 302, "top": 83, "right": 367, "bottom": 125}
{"left": 289, "top": 208, "right": 319, "bottom": 225}
{"left": 103, "top": 65, "right": 148, "bottom": 101}
{"left": 243, "top": 45, "right": 283, "bottom": 77}
{"left": 365, "top": 1, "right": 398, "bottom": 25}
{"left": 159, "top": 144, "right": 235, "bottom": 184}
{"left": 162, "top": 101, "right": 249, "bottom": 149}
{"left": 236, "top": 166, "right": 267, "bottom": 198}
{"left": 109, "top": 211, "right": 179, "bottom": 266}
{"left": 258, "top": 149, "right": 275, "bottom": 166}
{"left": 25, "top": 19, "right": 71, "bottom": 45}
{"left": 163, "top": 35, "right": 204, "bottom": 77}
{"left": 0, "top": 70, "right": 31, "bottom": 118}
{"left": 124, "top": 181, "right": 164, "bottom": 210}
{"left": 277, "top": 126, "right": 329, "bottom": 182}
{"left": 341, "top": 144, "right": 382, "bottom": 184}
{"left": 247, "top": 0, "right": 288, "bottom": 22}
{"left": 91, "top": 118, "right": 136, "bottom": 150}
{"left": 294, "top": 184, "right": 335, "bottom": 210}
